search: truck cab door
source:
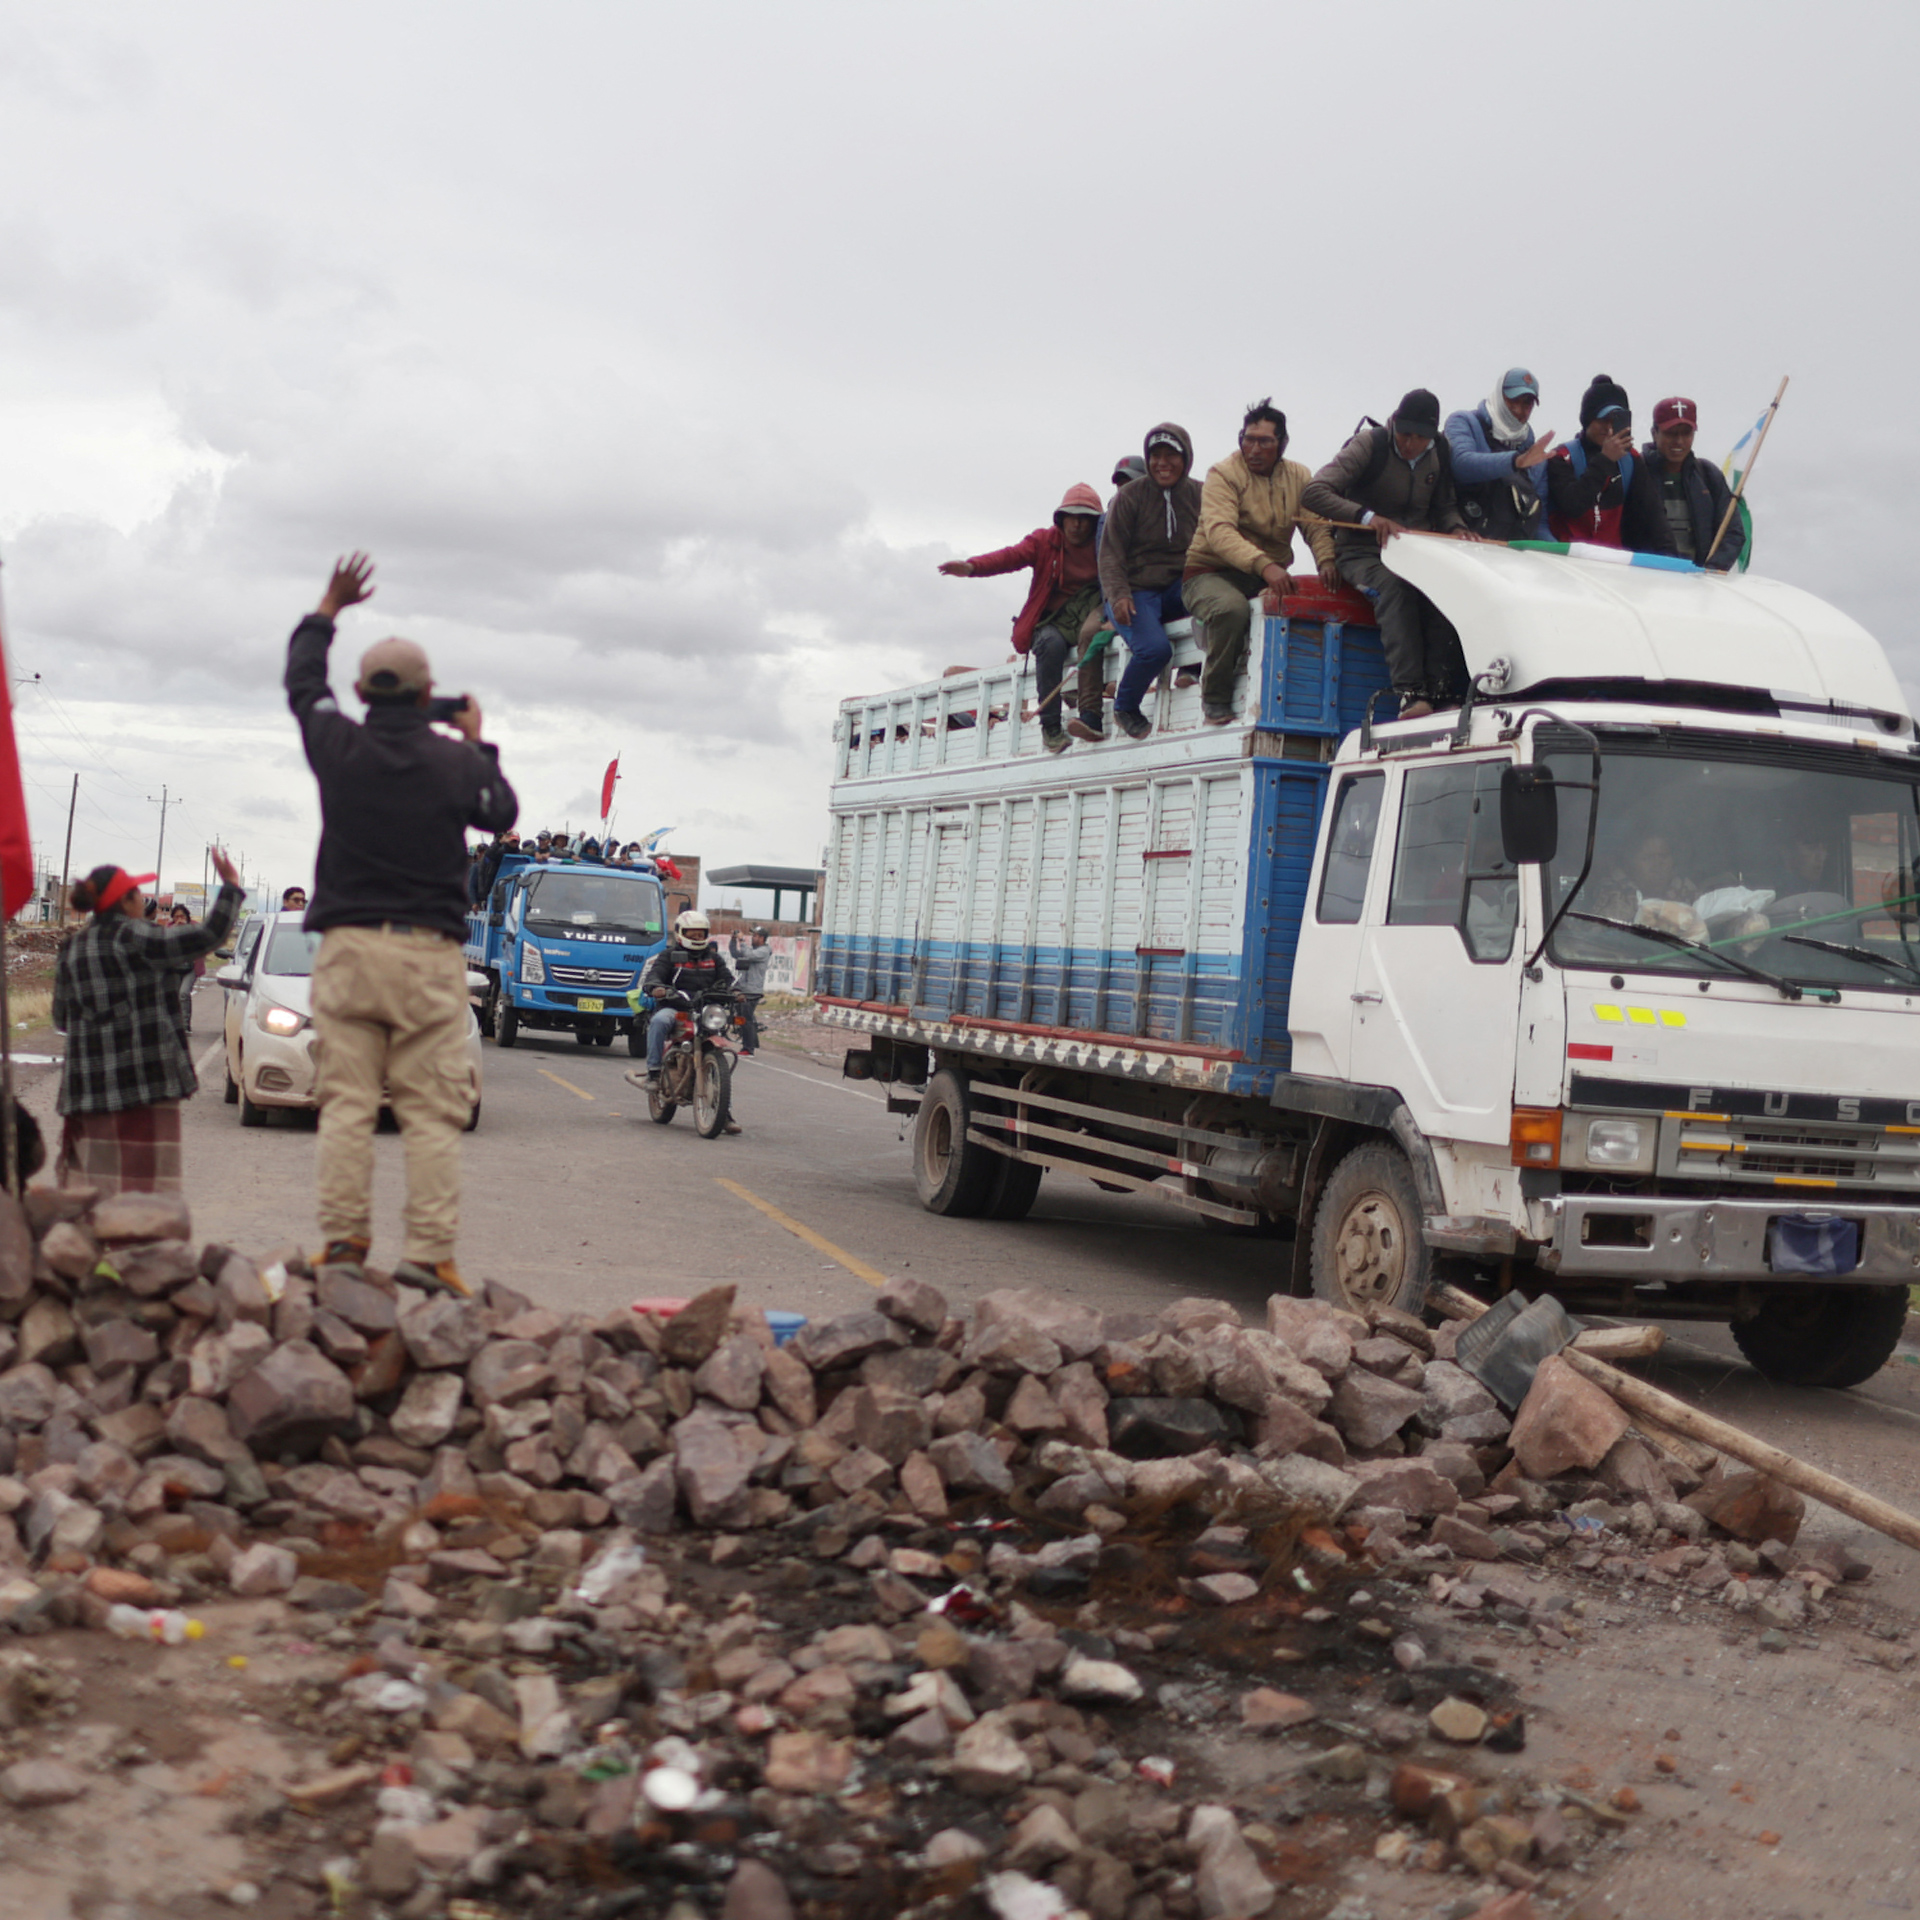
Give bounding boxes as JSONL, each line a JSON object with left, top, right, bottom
{"left": 1287, "top": 769, "right": 1387, "bottom": 1079}
{"left": 1346, "top": 757, "right": 1521, "bottom": 1146}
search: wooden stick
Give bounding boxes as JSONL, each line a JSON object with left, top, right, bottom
{"left": 1562, "top": 1347, "right": 1920, "bottom": 1555}
{"left": 1570, "top": 1324, "right": 1664, "bottom": 1362}
{"left": 1629, "top": 1413, "right": 1720, "bottom": 1478}
{"left": 1705, "top": 375, "right": 1788, "bottom": 564}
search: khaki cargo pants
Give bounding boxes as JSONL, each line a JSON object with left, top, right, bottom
{"left": 311, "top": 925, "right": 472, "bottom": 1265}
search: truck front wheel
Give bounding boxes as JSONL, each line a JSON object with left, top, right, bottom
{"left": 913, "top": 1069, "right": 997, "bottom": 1217}
{"left": 497, "top": 999, "right": 519, "bottom": 1048}
{"left": 1730, "top": 1285, "right": 1908, "bottom": 1389}
{"left": 1310, "top": 1141, "right": 1431, "bottom": 1317}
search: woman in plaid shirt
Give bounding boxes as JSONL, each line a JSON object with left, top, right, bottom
{"left": 53, "top": 851, "right": 243, "bottom": 1194}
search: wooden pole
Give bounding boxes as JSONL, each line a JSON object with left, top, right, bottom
{"left": 58, "top": 773, "right": 76, "bottom": 928}
{"left": 1704, "top": 375, "right": 1789, "bottom": 566}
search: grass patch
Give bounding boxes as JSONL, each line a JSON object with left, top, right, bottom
{"left": 759, "top": 993, "right": 814, "bottom": 1014}
{"left": 8, "top": 985, "right": 51, "bottom": 1032}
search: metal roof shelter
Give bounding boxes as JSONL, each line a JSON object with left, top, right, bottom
{"left": 706, "top": 864, "right": 821, "bottom": 923}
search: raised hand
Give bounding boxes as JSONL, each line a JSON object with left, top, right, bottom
{"left": 318, "top": 552, "right": 376, "bottom": 619}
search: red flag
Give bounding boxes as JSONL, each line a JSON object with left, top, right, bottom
{"left": 599, "top": 755, "right": 619, "bottom": 821}
{"left": 0, "top": 582, "right": 33, "bottom": 917}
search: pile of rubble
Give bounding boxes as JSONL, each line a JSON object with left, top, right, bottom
{"left": 0, "top": 1184, "right": 1870, "bottom": 1919}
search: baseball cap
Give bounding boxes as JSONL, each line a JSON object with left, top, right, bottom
{"left": 355, "top": 636, "right": 433, "bottom": 698}
{"left": 1652, "top": 397, "right": 1697, "bottom": 431}
{"left": 97, "top": 869, "right": 157, "bottom": 914}
{"left": 1501, "top": 367, "right": 1540, "bottom": 401}
{"left": 1145, "top": 431, "right": 1185, "bottom": 456}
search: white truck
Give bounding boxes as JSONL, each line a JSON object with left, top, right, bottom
{"left": 818, "top": 545, "right": 1920, "bottom": 1387}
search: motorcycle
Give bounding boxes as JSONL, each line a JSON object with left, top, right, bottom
{"left": 625, "top": 988, "right": 742, "bottom": 1137}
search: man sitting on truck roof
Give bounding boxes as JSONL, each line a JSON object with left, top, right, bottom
{"left": 1086, "top": 423, "right": 1202, "bottom": 742}
{"left": 1445, "top": 368, "right": 1555, "bottom": 542}
{"left": 937, "top": 483, "right": 1105, "bottom": 755}
{"left": 1643, "top": 397, "right": 1745, "bottom": 571}
{"left": 1181, "top": 398, "right": 1339, "bottom": 727}
{"left": 1544, "top": 375, "right": 1676, "bottom": 556}
{"left": 1303, "top": 389, "right": 1474, "bottom": 719}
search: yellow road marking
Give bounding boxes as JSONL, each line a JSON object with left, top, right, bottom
{"left": 715, "top": 1177, "right": 887, "bottom": 1288}
{"left": 537, "top": 1068, "right": 595, "bottom": 1102}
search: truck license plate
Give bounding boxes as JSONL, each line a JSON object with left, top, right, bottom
{"left": 577, "top": 998, "right": 605, "bottom": 1013}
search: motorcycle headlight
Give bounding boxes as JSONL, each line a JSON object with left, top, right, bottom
{"left": 520, "top": 942, "right": 546, "bottom": 985}
{"left": 260, "top": 1004, "right": 305, "bottom": 1037}
{"left": 699, "top": 1004, "right": 730, "bottom": 1034}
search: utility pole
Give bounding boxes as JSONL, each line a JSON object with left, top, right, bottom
{"left": 149, "top": 785, "right": 171, "bottom": 898}
{"left": 58, "top": 774, "right": 77, "bottom": 926}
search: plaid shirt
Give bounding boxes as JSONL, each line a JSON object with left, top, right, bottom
{"left": 53, "top": 885, "right": 242, "bottom": 1114}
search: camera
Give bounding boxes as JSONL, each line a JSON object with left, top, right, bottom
{"left": 425, "top": 695, "right": 471, "bottom": 723}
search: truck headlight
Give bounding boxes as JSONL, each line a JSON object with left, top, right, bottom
{"left": 520, "top": 943, "right": 546, "bottom": 985}
{"left": 260, "top": 1004, "right": 305, "bottom": 1037}
{"left": 1585, "top": 1118, "right": 1646, "bottom": 1167}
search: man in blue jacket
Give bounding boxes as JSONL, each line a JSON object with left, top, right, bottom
{"left": 1644, "top": 397, "right": 1746, "bottom": 571}
{"left": 1445, "top": 369, "right": 1556, "bottom": 541}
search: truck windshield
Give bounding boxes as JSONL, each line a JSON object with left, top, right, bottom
{"left": 524, "top": 870, "right": 664, "bottom": 939}
{"left": 1539, "top": 732, "right": 1920, "bottom": 993}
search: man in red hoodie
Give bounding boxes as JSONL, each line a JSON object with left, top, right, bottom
{"left": 939, "top": 483, "right": 1104, "bottom": 754}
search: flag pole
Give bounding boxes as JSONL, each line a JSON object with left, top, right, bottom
{"left": 0, "top": 560, "right": 17, "bottom": 1199}
{"left": 1706, "top": 375, "right": 1788, "bottom": 566}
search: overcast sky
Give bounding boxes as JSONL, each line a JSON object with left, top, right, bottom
{"left": 3, "top": 3, "right": 1914, "bottom": 909}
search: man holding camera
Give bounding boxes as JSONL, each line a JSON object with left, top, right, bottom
{"left": 286, "top": 553, "right": 519, "bottom": 1296}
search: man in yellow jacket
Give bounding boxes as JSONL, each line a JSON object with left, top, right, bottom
{"left": 1181, "top": 400, "right": 1339, "bottom": 726}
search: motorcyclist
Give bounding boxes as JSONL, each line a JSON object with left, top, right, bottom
{"left": 629, "top": 910, "right": 742, "bottom": 1131}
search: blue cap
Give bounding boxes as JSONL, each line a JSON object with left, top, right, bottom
{"left": 1501, "top": 367, "right": 1540, "bottom": 401}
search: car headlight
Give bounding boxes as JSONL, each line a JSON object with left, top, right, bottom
{"left": 520, "top": 942, "right": 546, "bottom": 985}
{"left": 1585, "top": 1118, "right": 1646, "bottom": 1167}
{"left": 260, "top": 1004, "right": 305, "bottom": 1037}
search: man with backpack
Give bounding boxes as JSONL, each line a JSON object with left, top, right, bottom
{"left": 1544, "top": 375, "right": 1675, "bottom": 555}
{"left": 1445, "top": 369, "right": 1555, "bottom": 541}
{"left": 1303, "top": 389, "right": 1473, "bottom": 718}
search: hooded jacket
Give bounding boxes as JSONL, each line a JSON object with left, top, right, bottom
{"left": 1097, "top": 423, "right": 1202, "bottom": 601}
{"left": 1183, "top": 447, "right": 1336, "bottom": 583}
{"left": 959, "top": 483, "right": 1105, "bottom": 655}
{"left": 1639, "top": 444, "right": 1745, "bottom": 571}
{"left": 1303, "top": 424, "right": 1465, "bottom": 557}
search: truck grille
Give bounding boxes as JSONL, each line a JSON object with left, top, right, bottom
{"left": 548, "top": 965, "right": 636, "bottom": 990}
{"left": 1666, "top": 1117, "right": 1913, "bottom": 1189}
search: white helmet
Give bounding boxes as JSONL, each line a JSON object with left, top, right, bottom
{"left": 675, "top": 910, "right": 711, "bottom": 950}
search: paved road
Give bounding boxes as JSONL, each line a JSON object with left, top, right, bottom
{"left": 19, "top": 990, "right": 1920, "bottom": 1611}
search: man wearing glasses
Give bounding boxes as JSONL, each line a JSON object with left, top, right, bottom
{"left": 1180, "top": 400, "right": 1339, "bottom": 726}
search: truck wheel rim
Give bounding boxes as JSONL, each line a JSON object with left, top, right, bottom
{"left": 923, "top": 1104, "right": 953, "bottom": 1179}
{"left": 1333, "top": 1190, "right": 1404, "bottom": 1304}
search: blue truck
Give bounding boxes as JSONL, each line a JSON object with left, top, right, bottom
{"left": 465, "top": 853, "right": 671, "bottom": 1053}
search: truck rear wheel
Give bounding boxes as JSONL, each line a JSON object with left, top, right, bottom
{"left": 913, "top": 1069, "right": 997, "bottom": 1217}
{"left": 981, "top": 1152, "right": 1043, "bottom": 1222}
{"left": 1730, "top": 1285, "right": 1908, "bottom": 1388}
{"left": 1310, "top": 1141, "right": 1431, "bottom": 1317}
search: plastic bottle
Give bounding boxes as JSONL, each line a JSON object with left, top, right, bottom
{"left": 105, "top": 1605, "right": 205, "bottom": 1645}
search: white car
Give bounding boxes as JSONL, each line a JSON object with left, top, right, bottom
{"left": 215, "top": 912, "right": 483, "bottom": 1130}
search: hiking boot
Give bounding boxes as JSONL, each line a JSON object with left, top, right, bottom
{"left": 393, "top": 1259, "right": 472, "bottom": 1299}
{"left": 1202, "top": 701, "right": 1235, "bottom": 727}
{"left": 1114, "top": 709, "right": 1152, "bottom": 741}
{"left": 722, "top": 1121, "right": 743, "bottom": 1136}
{"left": 1067, "top": 714, "right": 1105, "bottom": 742}
{"left": 312, "top": 1237, "right": 371, "bottom": 1275}
{"left": 1041, "top": 726, "right": 1070, "bottom": 755}
{"left": 1174, "top": 666, "right": 1202, "bottom": 689}
{"left": 1397, "top": 692, "right": 1435, "bottom": 719}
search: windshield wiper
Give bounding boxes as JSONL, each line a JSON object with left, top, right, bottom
{"left": 1781, "top": 934, "right": 1920, "bottom": 984}
{"left": 1561, "top": 911, "right": 1818, "bottom": 1001}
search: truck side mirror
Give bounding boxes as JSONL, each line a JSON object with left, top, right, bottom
{"left": 1500, "top": 764, "right": 1559, "bottom": 865}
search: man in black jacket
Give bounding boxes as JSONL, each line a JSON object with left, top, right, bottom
{"left": 1544, "top": 375, "right": 1676, "bottom": 556}
{"left": 625, "top": 911, "right": 741, "bottom": 1132}
{"left": 286, "top": 552, "right": 518, "bottom": 1297}
{"left": 1644, "top": 397, "right": 1746, "bottom": 571}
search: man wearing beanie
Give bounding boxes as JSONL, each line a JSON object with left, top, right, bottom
{"left": 1303, "top": 388, "right": 1472, "bottom": 718}
{"left": 1544, "top": 375, "right": 1676, "bottom": 555}
{"left": 285, "top": 553, "right": 519, "bottom": 1298}
{"left": 1644, "top": 397, "right": 1745, "bottom": 571}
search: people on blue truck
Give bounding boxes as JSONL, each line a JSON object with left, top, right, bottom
{"left": 1645, "top": 396, "right": 1745, "bottom": 571}
{"left": 1303, "top": 389, "right": 1473, "bottom": 719}
{"left": 1445, "top": 369, "right": 1555, "bottom": 541}
{"left": 1087, "top": 423, "right": 1202, "bottom": 742}
{"left": 1544, "top": 375, "right": 1675, "bottom": 554}
{"left": 1180, "top": 399, "right": 1340, "bottom": 727}
{"left": 938, "top": 482, "right": 1105, "bottom": 755}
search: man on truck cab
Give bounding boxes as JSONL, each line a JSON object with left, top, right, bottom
{"left": 1087, "top": 423, "right": 1202, "bottom": 742}
{"left": 1181, "top": 398, "right": 1339, "bottom": 727}
{"left": 1303, "top": 389, "right": 1473, "bottom": 719}
{"left": 1544, "top": 374, "right": 1675, "bottom": 555}
{"left": 631, "top": 911, "right": 741, "bottom": 1130}
{"left": 1644, "top": 397, "right": 1745, "bottom": 571}
{"left": 1445, "top": 368, "right": 1555, "bottom": 541}
{"left": 938, "top": 483, "right": 1105, "bottom": 755}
